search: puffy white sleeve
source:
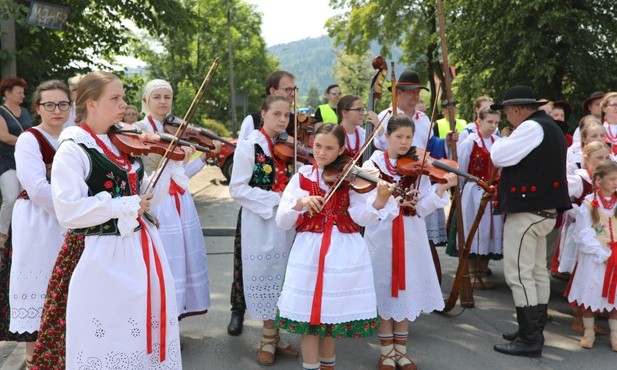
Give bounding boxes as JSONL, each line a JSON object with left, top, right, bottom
{"left": 15, "top": 132, "right": 55, "bottom": 215}
{"left": 51, "top": 140, "right": 142, "bottom": 237}
{"left": 229, "top": 138, "right": 280, "bottom": 220}
{"left": 456, "top": 138, "right": 473, "bottom": 187}
{"left": 275, "top": 173, "right": 309, "bottom": 230}
{"left": 184, "top": 157, "right": 206, "bottom": 179}
{"left": 414, "top": 176, "right": 450, "bottom": 217}
{"left": 348, "top": 187, "right": 399, "bottom": 227}
{"left": 373, "top": 110, "right": 391, "bottom": 151}
{"left": 238, "top": 115, "right": 255, "bottom": 141}
{"left": 573, "top": 204, "right": 612, "bottom": 263}
{"left": 491, "top": 121, "right": 544, "bottom": 167}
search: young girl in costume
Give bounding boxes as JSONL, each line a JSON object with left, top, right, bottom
{"left": 275, "top": 123, "right": 398, "bottom": 370}
{"left": 337, "top": 95, "right": 379, "bottom": 159}
{"left": 457, "top": 107, "right": 503, "bottom": 289}
{"left": 561, "top": 141, "right": 610, "bottom": 335}
{"left": 136, "top": 79, "right": 219, "bottom": 319}
{"left": 568, "top": 159, "right": 617, "bottom": 351}
{"left": 566, "top": 118, "right": 605, "bottom": 176}
{"left": 0, "top": 81, "right": 69, "bottom": 367}
{"left": 229, "top": 95, "right": 299, "bottom": 366}
{"left": 30, "top": 71, "right": 188, "bottom": 369}
{"left": 362, "top": 114, "right": 457, "bottom": 370}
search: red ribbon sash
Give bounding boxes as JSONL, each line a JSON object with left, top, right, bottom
{"left": 391, "top": 209, "right": 406, "bottom": 297}
{"left": 309, "top": 217, "right": 336, "bottom": 325}
{"left": 602, "top": 241, "right": 617, "bottom": 304}
{"left": 138, "top": 218, "right": 168, "bottom": 362}
{"left": 168, "top": 179, "right": 185, "bottom": 215}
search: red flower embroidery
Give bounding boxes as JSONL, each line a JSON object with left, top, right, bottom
{"left": 256, "top": 153, "right": 266, "bottom": 164}
{"left": 104, "top": 180, "right": 113, "bottom": 189}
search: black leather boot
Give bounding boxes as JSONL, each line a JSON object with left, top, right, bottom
{"left": 494, "top": 306, "right": 542, "bottom": 358}
{"left": 501, "top": 303, "right": 547, "bottom": 345}
{"left": 227, "top": 310, "right": 244, "bottom": 336}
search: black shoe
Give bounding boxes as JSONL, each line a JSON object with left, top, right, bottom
{"left": 494, "top": 306, "right": 542, "bottom": 358}
{"left": 227, "top": 310, "right": 244, "bottom": 336}
{"left": 501, "top": 304, "right": 547, "bottom": 345}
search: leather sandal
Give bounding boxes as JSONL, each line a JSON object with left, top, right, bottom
{"left": 572, "top": 319, "right": 605, "bottom": 335}
{"left": 257, "top": 334, "right": 277, "bottom": 366}
{"left": 395, "top": 353, "right": 418, "bottom": 370}
{"left": 275, "top": 337, "right": 299, "bottom": 358}
{"left": 377, "top": 348, "right": 396, "bottom": 370}
{"left": 580, "top": 330, "right": 595, "bottom": 349}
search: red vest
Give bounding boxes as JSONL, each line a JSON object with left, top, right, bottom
{"left": 295, "top": 173, "right": 360, "bottom": 233}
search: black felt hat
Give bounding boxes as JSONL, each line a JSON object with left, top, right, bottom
{"left": 552, "top": 100, "right": 573, "bottom": 122}
{"left": 490, "top": 86, "right": 545, "bottom": 110}
{"left": 582, "top": 91, "right": 605, "bottom": 112}
{"left": 388, "top": 70, "right": 429, "bottom": 92}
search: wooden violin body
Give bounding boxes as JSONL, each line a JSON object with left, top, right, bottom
{"left": 108, "top": 123, "right": 186, "bottom": 161}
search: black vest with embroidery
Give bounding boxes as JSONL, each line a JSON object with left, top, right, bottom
{"left": 495, "top": 110, "right": 571, "bottom": 214}
{"left": 72, "top": 143, "right": 144, "bottom": 236}
{"left": 248, "top": 144, "right": 293, "bottom": 190}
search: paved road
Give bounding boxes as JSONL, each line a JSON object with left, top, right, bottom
{"left": 2, "top": 165, "right": 616, "bottom": 369}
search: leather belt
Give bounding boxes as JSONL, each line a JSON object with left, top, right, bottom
{"left": 531, "top": 210, "right": 558, "bottom": 219}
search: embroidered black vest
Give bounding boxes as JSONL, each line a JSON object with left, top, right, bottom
{"left": 72, "top": 143, "right": 145, "bottom": 236}
{"left": 248, "top": 144, "right": 293, "bottom": 190}
{"left": 495, "top": 110, "right": 572, "bottom": 214}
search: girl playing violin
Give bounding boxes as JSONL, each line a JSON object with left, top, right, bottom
{"left": 275, "top": 123, "right": 398, "bottom": 370}
{"left": 135, "top": 79, "right": 220, "bottom": 319}
{"left": 31, "top": 71, "right": 189, "bottom": 369}
{"left": 337, "top": 95, "right": 380, "bottom": 160}
{"left": 457, "top": 107, "right": 503, "bottom": 289}
{"left": 362, "top": 114, "right": 457, "bottom": 370}
{"left": 229, "top": 95, "right": 299, "bottom": 366}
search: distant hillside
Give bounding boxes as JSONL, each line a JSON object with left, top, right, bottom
{"left": 268, "top": 35, "right": 403, "bottom": 102}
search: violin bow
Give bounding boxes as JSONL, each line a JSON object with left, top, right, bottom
{"left": 293, "top": 88, "right": 298, "bottom": 173}
{"left": 145, "top": 57, "right": 221, "bottom": 193}
{"left": 436, "top": 0, "right": 474, "bottom": 308}
{"left": 414, "top": 82, "right": 442, "bottom": 188}
{"left": 320, "top": 109, "right": 390, "bottom": 207}
{"left": 362, "top": 56, "right": 388, "bottom": 164}
{"left": 390, "top": 62, "right": 397, "bottom": 115}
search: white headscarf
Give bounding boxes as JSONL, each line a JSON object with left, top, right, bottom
{"left": 141, "top": 79, "right": 173, "bottom": 115}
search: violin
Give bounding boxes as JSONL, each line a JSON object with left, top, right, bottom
{"left": 295, "top": 112, "right": 315, "bottom": 148}
{"left": 163, "top": 114, "right": 236, "bottom": 149}
{"left": 322, "top": 156, "right": 412, "bottom": 200}
{"left": 273, "top": 133, "right": 314, "bottom": 164}
{"left": 396, "top": 147, "right": 490, "bottom": 190}
{"left": 109, "top": 123, "right": 207, "bottom": 161}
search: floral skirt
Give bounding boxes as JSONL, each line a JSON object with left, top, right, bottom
{"left": 276, "top": 313, "right": 378, "bottom": 339}
{"left": 30, "top": 232, "right": 85, "bottom": 370}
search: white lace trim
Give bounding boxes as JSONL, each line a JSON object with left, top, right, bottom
{"left": 59, "top": 125, "right": 103, "bottom": 152}
{"left": 117, "top": 195, "right": 141, "bottom": 237}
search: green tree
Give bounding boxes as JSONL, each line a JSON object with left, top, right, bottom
{"left": 449, "top": 0, "right": 617, "bottom": 120}
{"left": 1, "top": 0, "right": 190, "bottom": 95}
{"left": 304, "top": 86, "right": 321, "bottom": 111}
{"left": 327, "top": 0, "right": 444, "bottom": 111}
{"left": 136, "top": 0, "right": 278, "bottom": 133}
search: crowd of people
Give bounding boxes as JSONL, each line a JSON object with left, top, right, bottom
{"left": 0, "top": 67, "right": 616, "bottom": 370}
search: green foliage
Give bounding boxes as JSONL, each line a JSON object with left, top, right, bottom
{"left": 2, "top": 0, "right": 190, "bottom": 94}
{"left": 304, "top": 86, "right": 322, "bottom": 110}
{"left": 136, "top": 0, "right": 277, "bottom": 135}
{"left": 449, "top": 0, "right": 617, "bottom": 121}
{"left": 201, "top": 118, "right": 231, "bottom": 138}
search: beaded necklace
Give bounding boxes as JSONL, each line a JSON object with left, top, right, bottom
{"left": 81, "top": 122, "right": 138, "bottom": 194}
{"left": 598, "top": 190, "right": 617, "bottom": 210}
{"left": 383, "top": 150, "right": 398, "bottom": 177}
{"left": 342, "top": 126, "right": 360, "bottom": 156}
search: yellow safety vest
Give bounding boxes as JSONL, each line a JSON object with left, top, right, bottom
{"left": 436, "top": 117, "right": 467, "bottom": 138}
{"left": 317, "top": 104, "right": 338, "bottom": 124}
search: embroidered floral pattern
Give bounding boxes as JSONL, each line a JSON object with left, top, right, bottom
{"left": 104, "top": 172, "right": 128, "bottom": 198}
{"left": 30, "top": 232, "right": 85, "bottom": 370}
{"left": 276, "top": 314, "right": 378, "bottom": 339}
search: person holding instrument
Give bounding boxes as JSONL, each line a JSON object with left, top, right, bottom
{"left": 362, "top": 114, "right": 457, "bottom": 370}
{"left": 31, "top": 71, "right": 189, "bottom": 369}
{"left": 229, "top": 95, "right": 299, "bottom": 366}
{"left": 275, "top": 123, "right": 397, "bottom": 370}
{"left": 136, "top": 79, "right": 219, "bottom": 320}
{"left": 229, "top": 70, "right": 297, "bottom": 336}
{"left": 456, "top": 107, "right": 503, "bottom": 290}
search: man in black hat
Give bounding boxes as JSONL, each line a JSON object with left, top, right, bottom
{"left": 374, "top": 70, "right": 431, "bottom": 150}
{"left": 572, "top": 91, "right": 605, "bottom": 143}
{"left": 490, "top": 86, "right": 571, "bottom": 358}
